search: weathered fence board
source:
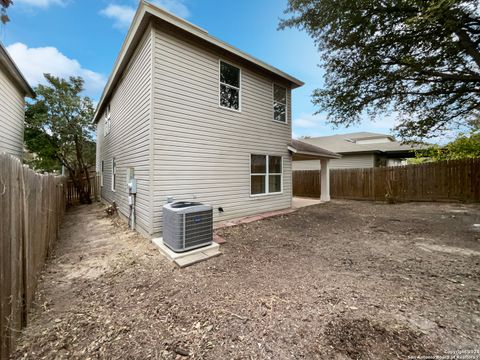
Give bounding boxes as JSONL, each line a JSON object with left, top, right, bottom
{"left": 292, "top": 170, "right": 320, "bottom": 198}
{"left": 293, "top": 159, "right": 480, "bottom": 202}
{"left": 0, "top": 154, "right": 66, "bottom": 358}
{"left": 66, "top": 175, "right": 99, "bottom": 205}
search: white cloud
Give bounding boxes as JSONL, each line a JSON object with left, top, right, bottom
{"left": 294, "top": 117, "right": 317, "bottom": 128}
{"left": 100, "top": 0, "right": 190, "bottom": 29}
{"left": 367, "top": 114, "right": 399, "bottom": 131}
{"left": 294, "top": 114, "right": 328, "bottom": 129}
{"left": 6, "top": 42, "right": 106, "bottom": 98}
{"left": 14, "top": 0, "right": 66, "bottom": 8}
{"left": 100, "top": 4, "right": 136, "bottom": 29}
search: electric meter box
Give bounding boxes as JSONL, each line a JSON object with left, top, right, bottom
{"left": 128, "top": 179, "right": 137, "bottom": 194}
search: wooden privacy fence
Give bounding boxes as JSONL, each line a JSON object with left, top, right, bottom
{"left": 293, "top": 158, "right": 480, "bottom": 202}
{"left": 66, "top": 175, "right": 100, "bottom": 205}
{"left": 293, "top": 170, "right": 321, "bottom": 198}
{"left": 0, "top": 154, "right": 66, "bottom": 358}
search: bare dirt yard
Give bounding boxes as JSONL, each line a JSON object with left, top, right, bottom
{"left": 12, "top": 200, "right": 480, "bottom": 359}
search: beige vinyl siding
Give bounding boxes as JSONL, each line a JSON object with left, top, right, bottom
{"left": 97, "top": 28, "right": 153, "bottom": 236}
{"left": 293, "top": 154, "right": 375, "bottom": 170}
{"left": 0, "top": 67, "right": 25, "bottom": 158}
{"left": 152, "top": 25, "right": 292, "bottom": 235}
{"left": 96, "top": 119, "right": 104, "bottom": 173}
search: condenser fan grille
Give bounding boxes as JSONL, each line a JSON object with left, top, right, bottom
{"left": 163, "top": 202, "right": 213, "bottom": 252}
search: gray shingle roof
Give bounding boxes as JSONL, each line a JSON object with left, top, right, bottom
{"left": 299, "top": 132, "right": 423, "bottom": 154}
{"left": 289, "top": 139, "right": 341, "bottom": 159}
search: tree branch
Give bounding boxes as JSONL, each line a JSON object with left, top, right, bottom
{"left": 455, "top": 28, "right": 480, "bottom": 69}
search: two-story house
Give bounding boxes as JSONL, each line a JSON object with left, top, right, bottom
{"left": 94, "top": 1, "right": 338, "bottom": 237}
{"left": 0, "top": 42, "right": 35, "bottom": 158}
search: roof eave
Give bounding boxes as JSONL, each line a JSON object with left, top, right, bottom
{"left": 335, "top": 150, "right": 381, "bottom": 155}
{"left": 337, "top": 149, "right": 417, "bottom": 155}
{"left": 288, "top": 144, "right": 342, "bottom": 160}
{"left": 143, "top": 1, "right": 304, "bottom": 87}
{"left": 0, "top": 43, "right": 35, "bottom": 98}
{"left": 93, "top": 3, "right": 147, "bottom": 123}
{"left": 295, "top": 150, "right": 341, "bottom": 159}
{"left": 93, "top": 0, "right": 304, "bottom": 123}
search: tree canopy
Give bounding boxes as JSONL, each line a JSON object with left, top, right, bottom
{"left": 1, "top": 0, "right": 12, "bottom": 24}
{"left": 25, "top": 74, "right": 96, "bottom": 203}
{"left": 280, "top": 0, "right": 480, "bottom": 141}
{"left": 415, "top": 122, "right": 480, "bottom": 160}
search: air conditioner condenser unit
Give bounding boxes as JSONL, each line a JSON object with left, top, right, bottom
{"left": 162, "top": 201, "right": 213, "bottom": 252}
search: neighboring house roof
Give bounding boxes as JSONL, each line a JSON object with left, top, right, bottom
{"left": 93, "top": 1, "right": 304, "bottom": 124}
{"left": 300, "top": 132, "right": 422, "bottom": 155}
{"left": 0, "top": 42, "right": 35, "bottom": 98}
{"left": 289, "top": 139, "right": 341, "bottom": 160}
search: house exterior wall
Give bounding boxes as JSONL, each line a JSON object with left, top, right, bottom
{"left": 292, "top": 154, "right": 375, "bottom": 170}
{"left": 96, "top": 120, "right": 104, "bottom": 173}
{"left": 151, "top": 24, "right": 293, "bottom": 235}
{"left": 96, "top": 28, "right": 153, "bottom": 236}
{"left": 0, "top": 66, "right": 25, "bottom": 158}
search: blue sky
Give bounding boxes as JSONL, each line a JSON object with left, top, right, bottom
{"left": 3, "top": 0, "right": 406, "bottom": 139}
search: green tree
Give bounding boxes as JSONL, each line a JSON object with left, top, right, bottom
{"left": 25, "top": 74, "right": 96, "bottom": 204}
{"left": 280, "top": 0, "right": 480, "bottom": 141}
{"left": 416, "top": 131, "right": 480, "bottom": 160}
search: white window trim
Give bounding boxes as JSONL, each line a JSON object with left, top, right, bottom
{"left": 100, "top": 160, "right": 104, "bottom": 187}
{"left": 273, "top": 83, "right": 288, "bottom": 124}
{"left": 103, "top": 116, "right": 108, "bottom": 137}
{"left": 219, "top": 59, "right": 242, "bottom": 113}
{"left": 250, "top": 154, "right": 283, "bottom": 197}
{"left": 104, "top": 104, "right": 111, "bottom": 137}
{"left": 111, "top": 157, "right": 116, "bottom": 192}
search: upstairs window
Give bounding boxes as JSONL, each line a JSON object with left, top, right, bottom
{"left": 104, "top": 104, "right": 111, "bottom": 137}
{"left": 250, "top": 155, "right": 282, "bottom": 195}
{"left": 273, "top": 84, "right": 287, "bottom": 123}
{"left": 219, "top": 61, "right": 240, "bottom": 111}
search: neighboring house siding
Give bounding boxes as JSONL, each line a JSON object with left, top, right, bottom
{"left": 293, "top": 154, "right": 375, "bottom": 170}
{"left": 151, "top": 25, "right": 292, "bottom": 235}
{"left": 0, "top": 67, "right": 25, "bottom": 158}
{"left": 98, "top": 28, "right": 153, "bottom": 236}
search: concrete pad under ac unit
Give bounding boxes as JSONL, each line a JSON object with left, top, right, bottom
{"left": 152, "top": 237, "right": 221, "bottom": 267}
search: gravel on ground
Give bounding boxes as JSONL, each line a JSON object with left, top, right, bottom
{"left": 12, "top": 200, "right": 480, "bottom": 359}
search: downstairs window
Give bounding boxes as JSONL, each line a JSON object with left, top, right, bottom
{"left": 251, "top": 155, "right": 282, "bottom": 195}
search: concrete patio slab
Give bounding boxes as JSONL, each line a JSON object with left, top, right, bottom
{"left": 174, "top": 251, "right": 221, "bottom": 268}
{"left": 215, "top": 208, "right": 296, "bottom": 229}
{"left": 292, "top": 197, "right": 325, "bottom": 209}
{"left": 151, "top": 238, "right": 221, "bottom": 267}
